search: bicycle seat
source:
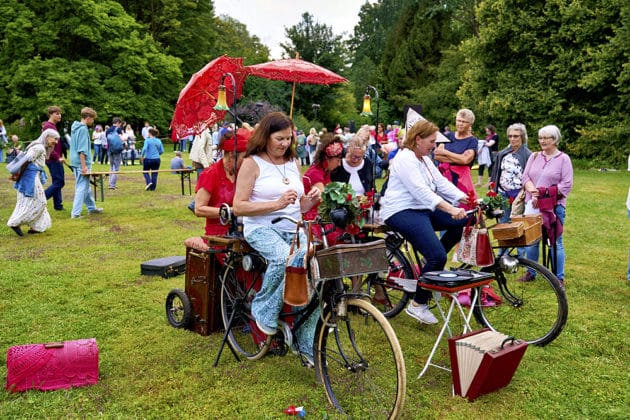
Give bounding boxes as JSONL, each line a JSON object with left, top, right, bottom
{"left": 203, "top": 235, "right": 253, "bottom": 253}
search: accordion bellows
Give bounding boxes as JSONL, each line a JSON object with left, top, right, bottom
{"left": 6, "top": 338, "right": 99, "bottom": 393}
{"left": 448, "top": 329, "right": 527, "bottom": 401}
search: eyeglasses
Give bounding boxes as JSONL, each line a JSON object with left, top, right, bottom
{"left": 538, "top": 136, "right": 554, "bottom": 141}
{"left": 508, "top": 134, "right": 521, "bottom": 138}
{"left": 348, "top": 154, "right": 364, "bottom": 160}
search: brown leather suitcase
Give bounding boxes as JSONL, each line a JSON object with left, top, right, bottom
{"left": 185, "top": 248, "right": 222, "bottom": 335}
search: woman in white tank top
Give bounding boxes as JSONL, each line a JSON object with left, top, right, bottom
{"left": 233, "top": 112, "right": 321, "bottom": 363}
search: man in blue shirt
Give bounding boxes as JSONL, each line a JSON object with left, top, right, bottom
{"left": 70, "top": 107, "right": 103, "bottom": 218}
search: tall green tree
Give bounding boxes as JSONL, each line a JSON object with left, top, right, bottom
{"left": 278, "top": 12, "right": 351, "bottom": 126}
{"left": 120, "top": 0, "right": 217, "bottom": 79}
{"left": 459, "top": 0, "right": 627, "bottom": 163}
{"left": 213, "top": 15, "right": 269, "bottom": 65}
{"left": 381, "top": 1, "right": 462, "bottom": 112}
{"left": 0, "top": 0, "right": 181, "bottom": 136}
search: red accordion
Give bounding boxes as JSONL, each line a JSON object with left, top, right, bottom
{"left": 448, "top": 329, "right": 527, "bottom": 401}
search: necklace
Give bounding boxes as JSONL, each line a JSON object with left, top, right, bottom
{"left": 266, "top": 152, "right": 290, "bottom": 185}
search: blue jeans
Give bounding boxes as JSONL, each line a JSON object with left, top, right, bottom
{"left": 93, "top": 144, "right": 102, "bottom": 163}
{"left": 246, "top": 226, "right": 319, "bottom": 357}
{"left": 109, "top": 153, "right": 122, "bottom": 188}
{"left": 44, "top": 160, "right": 65, "bottom": 210}
{"left": 142, "top": 158, "right": 160, "bottom": 190}
{"left": 71, "top": 167, "right": 98, "bottom": 217}
{"left": 523, "top": 205, "right": 566, "bottom": 280}
{"left": 386, "top": 209, "right": 468, "bottom": 304}
{"left": 0, "top": 148, "right": 4, "bottom": 162}
{"left": 179, "top": 138, "right": 188, "bottom": 153}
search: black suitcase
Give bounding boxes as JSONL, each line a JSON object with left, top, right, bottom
{"left": 141, "top": 256, "right": 186, "bottom": 278}
{"left": 185, "top": 248, "right": 222, "bottom": 335}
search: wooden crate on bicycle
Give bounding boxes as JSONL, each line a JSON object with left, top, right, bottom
{"left": 315, "top": 239, "right": 388, "bottom": 281}
{"left": 492, "top": 215, "right": 542, "bottom": 247}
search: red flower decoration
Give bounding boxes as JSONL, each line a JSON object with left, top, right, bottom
{"left": 346, "top": 193, "right": 353, "bottom": 202}
{"left": 347, "top": 224, "right": 360, "bottom": 235}
{"left": 480, "top": 183, "right": 508, "bottom": 215}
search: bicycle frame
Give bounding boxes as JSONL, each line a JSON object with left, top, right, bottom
{"left": 210, "top": 215, "right": 407, "bottom": 418}
{"left": 214, "top": 220, "right": 372, "bottom": 365}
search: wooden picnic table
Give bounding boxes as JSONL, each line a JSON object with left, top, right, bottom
{"left": 88, "top": 168, "right": 194, "bottom": 202}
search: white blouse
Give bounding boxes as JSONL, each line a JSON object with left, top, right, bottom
{"left": 380, "top": 148, "right": 465, "bottom": 221}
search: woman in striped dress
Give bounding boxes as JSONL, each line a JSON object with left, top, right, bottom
{"left": 7, "top": 128, "right": 59, "bottom": 236}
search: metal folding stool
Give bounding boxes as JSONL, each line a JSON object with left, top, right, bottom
{"left": 417, "top": 277, "right": 494, "bottom": 379}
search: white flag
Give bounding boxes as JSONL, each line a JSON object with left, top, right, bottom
{"left": 405, "top": 108, "right": 450, "bottom": 143}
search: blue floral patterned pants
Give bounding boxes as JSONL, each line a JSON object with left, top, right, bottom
{"left": 246, "top": 226, "right": 320, "bottom": 357}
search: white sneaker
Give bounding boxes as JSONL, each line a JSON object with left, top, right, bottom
{"left": 405, "top": 302, "right": 438, "bottom": 325}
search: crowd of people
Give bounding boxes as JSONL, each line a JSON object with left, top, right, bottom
{"left": 2, "top": 105, "right": 584, "bottom": 329}
{"left": 3, "top": 106, "right": 168, "bottom": 232}
{"left": 185, "top": 108, "right": 578, "bottom": 339}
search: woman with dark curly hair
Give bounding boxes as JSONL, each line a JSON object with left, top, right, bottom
{"left": 233, "top": 112, "right": 321, "bottom": 366}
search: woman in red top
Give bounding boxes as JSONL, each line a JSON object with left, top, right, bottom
{"left": 194, "top": 128, "right": 250, "bottom": 237}
{"left": 375, "top": 123, "right": 387, "bottom": 145}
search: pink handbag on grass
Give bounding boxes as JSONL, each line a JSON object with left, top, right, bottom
{"left": 6, "top": 338, "right": 99, "bottom": 393}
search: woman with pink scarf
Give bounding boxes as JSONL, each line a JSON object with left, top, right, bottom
{"left": 434, "top": 108, "right": 478, "bottom": 209}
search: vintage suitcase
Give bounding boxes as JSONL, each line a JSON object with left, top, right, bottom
{"left": 141, "top": 256, "right": 186, "bottom": 278}
{"left": 6, "top": 338, "right": 99, "bottom": 393}
{"left": 185, "top": 247, "right": 222, "bottom": 335}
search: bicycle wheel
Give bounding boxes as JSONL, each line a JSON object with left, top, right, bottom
{"left": 220, "top": 264, "right": 270, "bottom": 360}
{"left": 473, "top": 257, "right": 568, "bottom": 346}
{"left": 358, "top": 245, "right": 415, "bottom": 318}
{"left": 315, "top": 297, "right": 406, "bottom": 419}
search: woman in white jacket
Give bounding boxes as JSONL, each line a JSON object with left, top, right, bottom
{"left": 380, "top": 119, "right": 470, "bottom": 324}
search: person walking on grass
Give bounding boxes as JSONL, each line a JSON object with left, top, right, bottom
{"left": 105, "top": 117, "right": 124, "bottom": 190}
{"left": 70, "top": 107, "right": 103, "bottom": 219}
{"left": 7, "top": 129, "right": 59, "bottom": 236}
{"left": 0, "top": 119, "right": 7, "bottom": 162}
{"left": 43, "top": 106, "right": 66, "bottom": 211}
{"left": 140, "top": 127, "right": 164, "bottom": 191}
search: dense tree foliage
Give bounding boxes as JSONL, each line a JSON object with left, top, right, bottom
{"left": 348, "top": 0, "right": 628, "bottom": 165}
{"left": 0, "top": 0, "right": 181, "bottom": 136}
{"left": 460, "top": 0, "right": 628, "bottom": 163}
{"left": 0, "top": 0, "right": 627, "bottom": 164}
{"left": 123, "top": 0, "right": 217, "bottom": 79}
{"left": 276, "top": 13, "right": 354, "bottom": 126}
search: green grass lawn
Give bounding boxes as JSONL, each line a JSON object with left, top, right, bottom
{"left": 1, "top": 153, "right": 628, "bottom": 418}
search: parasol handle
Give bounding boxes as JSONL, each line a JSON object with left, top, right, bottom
{"left": 290, "top": 81, "right": 296, "bottom": 119}
{"left": 289, "top": 52, "right": 300, "bottom": 119}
